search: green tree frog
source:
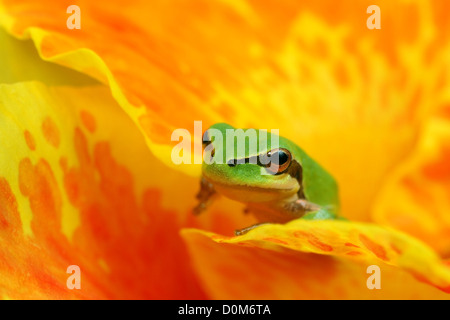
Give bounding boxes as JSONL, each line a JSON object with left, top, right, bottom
{"left": 194, "top": 123, "right": 340, "bottom": 235}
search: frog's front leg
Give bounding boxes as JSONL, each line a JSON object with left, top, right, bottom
{"left": 193, "top": 177, "right": 216, "bottom": 215}
{"left": 283, "top": 199, "right": 321, "bottom": 216}
{"left": 235, "top": 199, "right": 334, "bottom": 236}
{"left": 285, "top": 199, "right": 337, "bottom": 220}
{"left": 235, "top": 222, "right": 271, "bottom": 236}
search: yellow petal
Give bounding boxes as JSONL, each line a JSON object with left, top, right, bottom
{"left": 0, "top": 74, "right": 209, "bottom": 298}
{"left": 182, "top": 219, "right": 450, "bottom": 296}
{"left": 0, "top": 28, "right": 99, "bottom": 86}
{"left": 182, "top": 229, "right": 450, "bottom": 299}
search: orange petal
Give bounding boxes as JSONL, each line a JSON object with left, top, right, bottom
{"left": 182, "top": 219, "right": 450, "bottom": 297}
{"left": 373, "top": 109, "right": 450, "bottom": 256}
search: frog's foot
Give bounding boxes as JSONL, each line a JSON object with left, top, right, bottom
{"left": 283, "top": 199, "right": 322, "bottom": 217}
{"left": 234, "top": 223, "right": 271, "bottom": 236}
{"left": 193, "top": 203, "right": 207, "bottom": 215}
{"left": 303, "top": 208, "right": 337, "bottom": 220}
{"left": 193, "top": 177, "right": 216, "bottom": 215}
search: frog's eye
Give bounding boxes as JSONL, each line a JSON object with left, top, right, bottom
{"left": 264, "top": 148, "right": 291, "bottom": 174}
{"left": 202, "top": 130, "right": 215, "bottom": 157}
{"left": 227, "top": 159, "right": 237, "bottom": 167}
{"left": 202, "top": 130, "right": 211, "bottom": 146}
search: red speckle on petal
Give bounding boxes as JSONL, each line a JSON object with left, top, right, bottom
{"left": 293, "top": 231, "right": 333, "bottom": 252}
{"left": 345, "top": 242, "right": 360, "bottom": 248}
{"left": 359, "top": 234, "right": 389, "bottom": 261}
{"left": 18, "top": 157, "right": 63, "bottom": 240}
{"left": 390, "top": 243, "right": 403, "bottom": 255}
{"left": 0, "top": 178, "right": 22, "bottom": 233}
{"left": 262, "top": 237, "right": 289, "bottom": 245}
{"left": 308, "top": 239, "right": 333, "bottom": 252}
{"left": 407, "top": 269, "right": 450, "bottom": 293}
{"left": 41, "top": 117, "right": 60, "bottom": 148}
{"left": 346, "top": 251, "right": 363, "bottom": 256}
{"left": 80, "top": 110, "right": 97, "bottom": 133}
{"left": 24, "top": 130, "right": 36, "bottom": 151}
{"left": 293, "top": 231, "right": 308, "bottom": 238}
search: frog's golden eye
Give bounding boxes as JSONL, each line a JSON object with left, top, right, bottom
{"left": 264, "top": 148, "right": 291, "bottom": 174}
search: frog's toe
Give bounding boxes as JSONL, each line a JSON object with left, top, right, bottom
{"left": 234, "top": 222, "right": 271, "bottom": 236}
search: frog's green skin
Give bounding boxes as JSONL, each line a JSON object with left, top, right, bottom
{"left": 194, "top": 123, "right": 339, "bottom": 234}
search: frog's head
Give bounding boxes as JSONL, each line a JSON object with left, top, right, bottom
{"left": 201, "top": 123, "right": 302, "bottom": 202}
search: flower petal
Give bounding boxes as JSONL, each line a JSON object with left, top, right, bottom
{"left": 182, "top": 219, "right": 450, "bottom": 296}
{"left": 182, "top": 229, "right": 450, "bottom": 299}
{"left": 0, "top": 28, "right": 99, "bottom": 86}
{"left": 373, "top": 108, "right": 450, "bottom": 256}
{"left": 0, "top": 78, "right": 208, "bottom": 298}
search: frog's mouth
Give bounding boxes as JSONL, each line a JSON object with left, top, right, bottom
{"left": 202, "top": 174, "right": 299, "bottom": 193}
{"left": 203, "top": 174, "right": 299, "bottom": 203}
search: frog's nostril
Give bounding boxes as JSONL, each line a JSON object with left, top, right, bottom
{"left": 227, "top": 159, "right": 237, "bottom": 167}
